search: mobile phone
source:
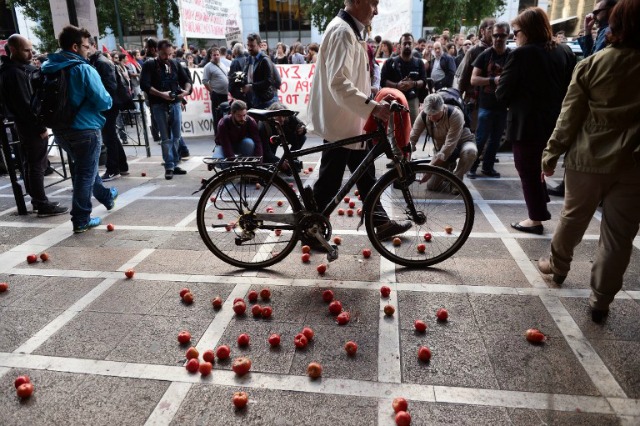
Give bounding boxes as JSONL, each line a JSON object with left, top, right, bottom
{"left": 409, "top": 71, "right": 419, "bottom": 80}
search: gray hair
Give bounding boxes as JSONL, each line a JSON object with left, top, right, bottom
{"left": 494, "top": 21, "right": 510, "bottom": 33}
{"left": 232, "top": 43, "right": 245, "bottom": 57}
{"left": 424, "top": 94, "right": 445, "bottom": 115}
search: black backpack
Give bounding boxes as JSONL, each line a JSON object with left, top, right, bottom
{"left": 114, "top": 65, "right": 135, "bottom": 110}
{"left": 436, "top": 87, "right": 471, "bottom": 128}
{"left": 30, "top": 63, "right": 83, "bottom": 130}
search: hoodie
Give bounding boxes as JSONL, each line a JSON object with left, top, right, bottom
{"left": 41, "top": 51, "right": 112, "bottom": 130}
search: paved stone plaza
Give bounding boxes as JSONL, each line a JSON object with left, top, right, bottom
{"left": 0, "top": 136, "right": 639, "bottom": 425}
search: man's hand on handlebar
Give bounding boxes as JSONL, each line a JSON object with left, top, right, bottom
{"left": 371, "top": 101, "right": 391, "bottom": 122}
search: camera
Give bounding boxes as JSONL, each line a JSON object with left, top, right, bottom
{"left": 409, "top": 71, "right": 420, "bottom": 80}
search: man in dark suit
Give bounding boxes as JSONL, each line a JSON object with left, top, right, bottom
{"left": 241, "top": 33, "right": 278, "bottom": 109}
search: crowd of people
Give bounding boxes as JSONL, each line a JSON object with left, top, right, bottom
{"left": 0, "top": 0, "right": 637, "bottom": 322}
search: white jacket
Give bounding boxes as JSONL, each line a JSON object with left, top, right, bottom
{"left": 307, "top": 14, "right": 377, "bottom": 148}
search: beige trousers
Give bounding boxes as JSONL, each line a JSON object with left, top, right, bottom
{"left": 549, "top": 167, "right": 640, "bottom": 310}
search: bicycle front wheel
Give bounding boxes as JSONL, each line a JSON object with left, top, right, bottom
{"left": 197, "top": 167, "right": 301, "bottom": 269}
{"left": 364, "top": 163, "right": 474, "bottom": 267}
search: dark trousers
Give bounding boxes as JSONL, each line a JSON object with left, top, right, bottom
{"left": 210, "top": 92, "right": 228, "bottom": 132}
{"left": 102, "top": 108, "right": 128, "bottom": 175}
{"left": 16, "top": 125, "right": 48, "bottom": 206}
{"left": 313, "top": 144, "right": 387, "bottom": 226}
{"left": 513, "top": 140, "right": 551, "bottom": 221}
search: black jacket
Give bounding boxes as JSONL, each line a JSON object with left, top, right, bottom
{"left": 139, "top": 58, "right": 191, "bottom": 105}
{"left": 89, "top": 52, "right": 118, "bottom": 99}
{"left": 0, "top": 56, "right": 46, "bottom": 135}
{"left": 496, "top": 43, "right": 576, "bottom": 143}
{"left": 244, "top": 52, "right": 276, "bottom": 104}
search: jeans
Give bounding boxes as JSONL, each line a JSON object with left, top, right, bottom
{"left": 151, "top": 102, "right": 182, "bottom": 171}
{"left": 15, "top": 125, "right": 49, "bottom": 206}
{"left": 53, "top": 129, "right": 114, "bottom": 227}
{"left": 472, "top": 107, "right": 507, "bottom": 172}
{"left": 212, "top": 138, "right": 257, "bottom": 163}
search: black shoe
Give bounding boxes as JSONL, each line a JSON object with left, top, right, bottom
{"left": 547, "top": 185, "right": 565, "bottom": 197}
{"left": 467, "top": 170, "right": 477, "bottom": 179}
{"left": 180, "top": 151, "right": 191, "bottom": 160}
{"left": 481, "top": 169, "right": 501, "bottom": 178}
{"left": 386, "top": 161, "right": 395, "bottom": 169}
{"left": 173, "top": 167, "right": 187, "bottom": 175}
{"left": 510, "top": 222, "right": 543, "bottom": 235}
{"left": 101, "top": 172, "right": 121, "bottom": 182}
{"left": 165, "top": 170, "right": 174, "bottom": 180}
{"left": 36, "top": 203, "right": 69, "bottom": 217}
{"left": 376, "top": 220, "right": 412, "bottom": 240}
{"left": 44, "top": 166, "right": 55, "bottom": 176}
{"left": 494, "top": 158, "right": 500, "bottom": 163}
{"left": 591, "top": 308, "right": 609, "bottom": 324}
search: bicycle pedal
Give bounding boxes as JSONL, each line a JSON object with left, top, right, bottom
{"left": 327, "top": 244, "right": 339, "bottom": 262}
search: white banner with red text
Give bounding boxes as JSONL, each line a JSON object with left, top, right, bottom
{"left": 178, "top": 0, "right": 242, "bottom": 40}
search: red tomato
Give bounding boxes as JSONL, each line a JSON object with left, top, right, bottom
{"left": 261, "top": 306, "right": 273, "bottom": 319}
{"left": 301, "top": 327, "right": 314, "bottom": 341}
{"left": 232, "top": 356, "right": 252, "bottom": 376}
{"left": 179, "top": 288, "right": 191, "bottom": 298}
{"left": 182, "top": 292, "right": 194, "bottom": 305}
{"left": 211, "top": 297, "right": 223, "bottom": 309}
{"left": 346, "top": 209, "right": 354, "bottom": 217}
{"left": 247, "top": 290, "right": 259, "bottom": 303}
{"left": 337, "top": 311, "right": 351, "bottom": 325}
{"left": 39, "top": 252, "right": 50, "bottom": 261}
{"left": 125, "top": 269, "right": 135, "bottom": 279}
{"left": 380, "top": 286, "right": 391, "bottom": 298}
{"left": 202, "top": 349, "right": 215, "bottom": 363}
{"left": 357, "top": 208, "right": 362, "bottom": 216}
{"left": 423, "top": 232, "right": 432, "bottom": 242}
{"left": 354, "top": 189, "right": 359, "bottom": 196}
{"left": 26, "top": 254, "right": 37, "bottom": 264}
{"left": 392, "top": 237, "right": 402, "bottom": 246}
{"left": 185, "top": 358, "right": 200, "bottom": 373}
{"left": 344, "top": 196, "right": 350, "bottom": 203}
{"left": 14, "top": 375, "right": 30, "bottom": 389}
{"left": 0, "top": 282, "right": 8, "bottom": 292}
{"left": 199, "top": 361, "right": 213, "bottom": 376}
{"left": 418, "top": 346, "right": 432, "bottom": 362}
{"left": 233, "top": 298, "right": 244, "bottom": 304}
{"left": 322, "top": 290, "right": 334, "bottom": 303}
{"left": 16, "top": 383, "right": 34, "bottom": 398}
{"left": 274, "top": 229, "right": 282, "bottom": 236}
{"left": 436, "top": 308, "right": 448, "bottom": 321}
{"left": 307, "top": 362, "right": 322, "bottom": 379}
{"left": 301, "top": 253, "right": 311, "bottom": 263}
{"left": 362, "top": 248, "right": 372, "bottom": 258}
{"left": 277, "top": 200, "right": 284, "bottom": 207}
{"left": 392, "top": 397, "right": 408, "bottom": 413}
{"left": 337, "top": 208, "right": 345, "bottom": 216}
{"left": 328, "top": 300, "right": 343, "bottom": 315}
{"left": 294, "top": 333, "right": 308, "bottom": 348}
{"left": 177, "top": 330, "right": 191, "bottom": 344}
{"left": 301, "top": 245, "right": 311, "bottom": 254}
{"left": 260, "top": 288, "right": 271, "bottom": 301}
{"left": 317, "top": 264, "right": 327, "bottom": 275}
{"left": 384, "top": 305, "right": 396, "bottom": 316}
{"left": 414, "top": 320, "right": 427, "bottom": 333}
{"left": 233, "top": 300, "right": 247, "bottom": 315}
{"left": 349, "top": 201, "right": 356, "bottom": 208}
{"left": 106, "top": 223, "right": 115, "bottom": 232}
{"left": 216, "top": 345, "right": 231, "bottom": 360}
{"left": 344, "top": 341, "right": 358, "bottom": 356}
{"left": 268, "top": 333, "right": 281, "bottom": 347}
{"left": 233, "top": 391, "right": 249, "bottom": 408}
{"left": 185, "top": 347, "right": 199, "bottom": 360}
{"left": 395, "top": 411, "right": 412, "bottom": 426}
{"left": 525, "top": 328, "right": 547, "bottom": 343}
{"left": 251, "top": 304, "right": 262, "bottom": 317}
{"left": 444, "top": 225, "right": 453, "bottom": 234}
{"left": 217, "top": 213, "right": 224, "bottom": 219}
{"left": 237, "top": 333, "right": 250, "bottom": 347}
{"left": 333, "top": 236, "right": 342, "bottom": 245}
{"left": 417, "top": 243, "right": 426, "bottom": 253}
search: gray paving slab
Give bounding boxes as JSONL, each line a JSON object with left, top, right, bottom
{"left": 483, "top": 332, "right": 600, "bottom": 395}
{"left": 171, "top": 384, "right": 378, "bottom": 426}
{"left": 147, "top": 281, "right": 236, "bottom": 318}
{"left": 402, "top": 402, "right": 511, "bottom": 425}
{"left": 8, "top": 276, "right": 101, "bottom": 311}
{"left": 156, "top": 230, "right": 208, "bottom": 251}
{"left": 304, "top": 288, "right": 380, "bottom": 329}
{"left": 243, "top": 285, "right": 315, "bottom": 324}
{"left": 472, "top": 179, "right": 524, "bottom": 201}
{"left": 136, "top": 248, "right": 242, "bottom": 276}
{"left": 0, "top": 226, "right": 47, "bottom": 253}
{"left": 33, "top": 311, "right": 143, "bottom": 359}
{"left": 457, "top": 258, "right": 531, "bottom": 287}
{"left": 0, "top": 275, "right": 51, "bottom": 308}
{"left": 24, "top": 246, "right": 140, "bottom": 272}
{"left": 398, "top": 292, "right": 477, "bottom": 333}
{"left": 54, "top": 229, "right": 172, "bottom": 250}
{"left": 454, "top": 238, "right": 514, "bottom": 259}
{"left": 590, "top": 339, "right": 640, "bottom": 398}
{"left": 469, "top": 204, "right": 500, "bottom": 233}
{"left": 399, "top": 328, "right": 500, "bottom": 388}
{"left": 561, "top": 298, "right": 640, "bottom": 342}
{"left": 0, "top": 369, "right": 169, "bottom": 426}
{"left": 0, "top": 307, "right": 63, "bottom": 352}
{"left": 105, "top": 199, "right": 197, "bottom": 226}
{"left": 396, "top": 259, "right": 465, "bottom": 285}
{"left": 506, "top": 407, "right": 622, "bottom": 425}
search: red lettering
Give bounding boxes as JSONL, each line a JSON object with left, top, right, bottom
{"left": 295, "top": 81, "right": 309, "bottom": 92}
{"left": 280, "top": 81, "right": 288, "bottom": 92}
{"left": 307, "top": 64, "right": 315, "bottom": 79}
{"left": 304, "top": 93, "right": 310, "bottom": 104}
{"left": 291, "top": 66, "right": 301, "bottom": 79}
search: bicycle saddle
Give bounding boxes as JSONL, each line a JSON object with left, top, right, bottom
{"left": 247, "top": 109, "right": 298, "bottom": 121}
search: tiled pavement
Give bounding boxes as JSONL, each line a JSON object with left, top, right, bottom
{"left": 0, "top": 136, "right": 638, "bottom": 425}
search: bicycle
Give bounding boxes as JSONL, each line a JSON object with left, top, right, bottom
{"left": 195, "top": 102, "right": 474, "bottom": 269}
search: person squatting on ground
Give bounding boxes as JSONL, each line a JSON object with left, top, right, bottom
{"left": 308, "top": 0, "right": 412, "bottom": 242}
{"left": 409, "top": 94, "right": 477, "bottom": 192}
{"left": 495, "top": 7, "right": 576, "bottom": 236}
{"left": 537, "top": 0, "right": 640, "bottom": 323}
{"left": 41, "top": 25, "right": 117, "bottom": 233}
{"left": 213, "top": 100, "right": 262, "bottom": 163}
{"left": 140, "top": 39, "right": 192, "bottom": 180}
{"left": 467, "top": 21, "right": 512, "bottom": 179}
{"left": 0, "top": 34, "right": 69, "bottom": 217}
{"left": 88, "top": 38, "right": 129, "bottom": 182}
{"left": 258, "top": 102, "right": 307, "bottom": 168}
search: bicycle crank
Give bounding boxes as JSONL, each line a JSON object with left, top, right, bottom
{"left": 307, "top": 226, "right": 339, "bottom": 262}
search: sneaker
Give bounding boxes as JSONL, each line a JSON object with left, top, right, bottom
{"left": 106, "top": 187, "right": 118, "bottom": 211}
{"left": 101, "top": 172, "right": 121, "bottom": 182}
{"left": 173, "top": 167, "right": 187, "bottom": 175}
{"left": 180, "top": 151, "right": 191, "bottom": 160}
{"left": 376, "top": 220, "right": 412, "bottom": 240}
{"left": 36, "top": 203, "right": 69, "bottom": 217}
{"left": 73, "top": 217, "right": 102, "bottom": 233}
{"left": 165, "top": 169, "right": 174, "bottom": 180}
{"left": 120, "top": 170, "right": 130, "bottom": 176}
{"left": 481, "top": 169, "right": 501, "bottom": 178}
{"left": 32, "top": 201, "right": 60, "bottom": 212}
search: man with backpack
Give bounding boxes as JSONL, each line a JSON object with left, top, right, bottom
{"left": 410, "top": 93, "right": 477, "bottom": 192}
{"left": 39, "top": 25, "right": 117, "bottom": 233}
{"left": 140, "top": 39, "right": 192, "bottom": 180}
{"left": 88, "top": 39, "right": 129, "bottom": 181}
{"left": 0, "top": 34, "right": 68, "bottom": 217}
{"left": 241, "top": 33, "right": 280, "bottom": 109}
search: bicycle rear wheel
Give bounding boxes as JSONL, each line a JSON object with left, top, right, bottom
{"left": 364, "top": 163, "right": 474, "bottom": 267}
{"left": 197, "top": 167, "right": 301, "bottom": 269}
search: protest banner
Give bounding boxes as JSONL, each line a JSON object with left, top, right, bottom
{"left": 179, "top": 0, "right": 242, "bottom": 40}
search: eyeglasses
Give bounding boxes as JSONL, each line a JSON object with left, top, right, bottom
{"left": 592, "top": 7, "right": 608, "bottom": 15}
{"left": 492, "top": 33, "right": 507, "bottom": 39}
{"left": 513, "top": 29, "right": 522, "bottom": 36}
